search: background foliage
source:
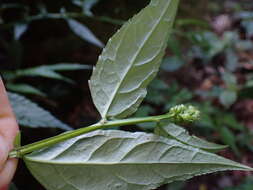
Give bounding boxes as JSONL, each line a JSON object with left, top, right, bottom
{"left": 1, "top": 0, "right": 253, "bottom": 189}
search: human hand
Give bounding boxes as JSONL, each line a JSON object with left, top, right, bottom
{"left": 0, "top": 79, "right": 19, "bottom": 190}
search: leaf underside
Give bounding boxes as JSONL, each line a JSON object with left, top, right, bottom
{"left": 157, "top": 123, "right": 228, "bottom": 152}
{"left": 89, "top": 0, "right": 179, "bottom": 119}
{"left": 25, "top": 130, "right": 252, "bottom": 190}
{"left": 14, "top": 63, "right": 91, "bottom": 83}
{"left": 67, "top": 19, "right": 104, "bottom": 48}
{"left": 8, "top": 92, "right": 71, "bottom": 130}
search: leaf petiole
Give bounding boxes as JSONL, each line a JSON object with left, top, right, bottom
{"left": 9, "top": 114, "right": 171, "bottom": 158}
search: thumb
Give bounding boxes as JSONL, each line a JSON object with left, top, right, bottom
{"left": 0, "top": 79, "right": 19, "bottom": 187}
{"left": 0, "top": 185, "right": 9, "bottom": 190}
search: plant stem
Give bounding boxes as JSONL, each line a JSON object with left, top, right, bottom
{"left": 9, "top": 114, "right": 170, "bottom": 158}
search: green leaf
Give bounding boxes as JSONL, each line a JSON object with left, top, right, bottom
{"left": 156, "top": 123, "right": 228, "bottom": 152}
{"left": 222, "top": 71, "right": 237, "bottom": 89}
{"left": 225, "top": 49, "right": 239, "bottom": 72}
{"left": 13, "top": 64, "right": 91, "bottom": 83}
{"left": 236, "top": 40, "right": 253, "bottom": 51}
{"left": 89, "top": 0, "right": 179, "bottom": 119}
{"left": 235, "top": 11, "right": 253, "bottom": 20}
{"left": 167, "top": 181, "right": 186, "bottom": 190}
{"left": 72, "top": 0, "right": 100, "bottom": 16}
{"left": 135, "top": 106, "right": 156, "bottom": 131}
{"left": 8, "top": 92, "right": 71, "bottom": 130}
{"left": 219, "top": 90, "right": 237, "bottom": 108}
{"left": 134, "top": 105, "right": 154, "bottom": 117}
{"left": 0, "top": 3, "right": 27, "bottom": 10}
{"left": 222, "top": 113, "right": 244, "bottom": 131}
{"left": 220, "top": 127, "right": 240, "bottom": 156}
{"left": 41, "top": 63, "right": 91, "bottom": 71}
{"left": 14, "top": 23, "right": 28, "bottom": 40}
{"left": 150, "top": 79, "right": 169, "bottom": 91}
{"left": 6, "top": 83, "right": 46, "bottom": 97}
{"left": 24, "top": 130, "right": 252, "bottom": 190}
{"left": 187, "top": 31, "right": 227, "bottom": 59}
{"left": 161, "top": 56, "right": 185, "bottom": 72}
{"left": 83, "top": 0, "right": 100, "bottom": 16}
{"left": 146, "top": 90, "right": 166, "bottom": 105}
{"left": 67, "top": 19, "right": 104, "bottom": 48}
{"left": 242, "top": 20, "right": 253, "bottom": 38}
{"left": 167, "top": 35, "right": 182, "bottom": 57}
{"left": 8, "top": 183, "right": 18, "bottom": 190}
{"left": 223, "top": 177, "right": 253, "bottom": 190}
{"left": 176, "top": 18, "right": 210, "bottom": 28}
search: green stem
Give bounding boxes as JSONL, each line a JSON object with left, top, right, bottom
{"left": 9, "top": 114, "right": 170, "bottom": 158}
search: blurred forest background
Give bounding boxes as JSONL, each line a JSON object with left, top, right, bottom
{"left": 1, "top": 0, "right": 253, "bottom": 189}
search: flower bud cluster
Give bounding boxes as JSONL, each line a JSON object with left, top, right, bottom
{"left": 168, "top": 104, "right": 200, "bottom": 123}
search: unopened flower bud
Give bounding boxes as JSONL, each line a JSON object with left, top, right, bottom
{"left": 168, "top": 104, "right": 200, "bottom": 123}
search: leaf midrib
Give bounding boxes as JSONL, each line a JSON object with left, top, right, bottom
{"left": 25, "top": 158, "right": 251, "bottom": 170}
{"left": 102, "top": 0, "right": 172, "bottom": 118}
